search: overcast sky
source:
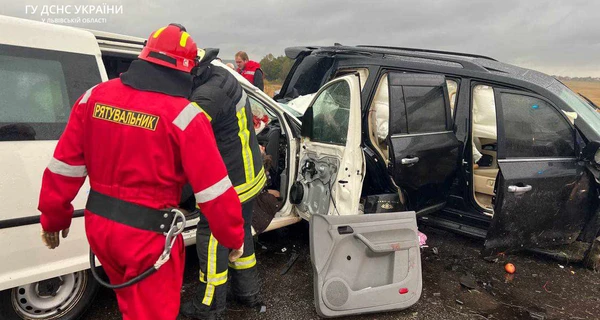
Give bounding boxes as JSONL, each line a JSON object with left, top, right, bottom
{"left": 3, "top": 0, "right": 599, "bottom": 77}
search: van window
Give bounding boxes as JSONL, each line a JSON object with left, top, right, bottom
{"left": 0, "top": 44, "right": 102, "bottom": 141}
{"left": 102, "top": 54, "right": 135, "bottom": 79}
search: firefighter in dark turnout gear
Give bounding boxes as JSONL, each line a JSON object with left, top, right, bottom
{"left": 180, "top": 49, "right": 266, "bottom": 319}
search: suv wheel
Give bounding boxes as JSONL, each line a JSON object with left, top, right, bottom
{"left": 0, "top": 270, "right": 99, "bottom": 320}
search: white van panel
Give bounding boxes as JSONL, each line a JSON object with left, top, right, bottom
{"left": 0, "top": 218, "right": 88, "bottom": 291}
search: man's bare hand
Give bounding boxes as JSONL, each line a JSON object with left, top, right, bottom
{"left": 229, "top": 244, "right": 244, "bottom": 262}
{"left": 41, "top": 228, "right": 69, "bottom": 249}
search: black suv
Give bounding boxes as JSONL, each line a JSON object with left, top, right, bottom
{"left": 275, "top": 45, "right": 600, "bottom": 267}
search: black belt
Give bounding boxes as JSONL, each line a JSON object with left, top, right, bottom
{"left": 86, "top": 190, "right": 175, "bottom": 233}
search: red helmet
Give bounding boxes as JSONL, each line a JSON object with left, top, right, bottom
{"left": 139, "top": 23, "right": 198, "bottom": 73}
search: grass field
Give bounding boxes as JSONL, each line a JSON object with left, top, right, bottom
{"left": 263, "top": 80, "right": 282, "bottom": 98}
{"left": 564, "top": 80, "right": 600, "bottom": 106}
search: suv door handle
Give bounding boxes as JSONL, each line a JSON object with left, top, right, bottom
{"left": 508, "top": 185, "right": 532, "bottom": 193}
{"left": 401, "top": 157, "right": 419, "bottom": 165}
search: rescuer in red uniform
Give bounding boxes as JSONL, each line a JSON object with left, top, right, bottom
{"left": 235, "top": 51, "right": 264, "bottom": 91}
{"left": 38, "top": 24, "right": 245, "bottom": 320}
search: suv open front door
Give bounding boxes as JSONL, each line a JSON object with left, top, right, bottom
{"left": 310, "top": 211, "right": 422, "bottom": 317}
{"left": 485, "top": 89, "right": 595, "bottom": 253}
{"left": 290, "top": 74, "right": 364, "bottom": 219}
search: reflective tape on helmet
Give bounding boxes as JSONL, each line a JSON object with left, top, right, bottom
{"left": 180, "top": 32, "right": 190, "bottom": 47}
{"left": 152, "top": 27, "right": 166, "bottom": 38}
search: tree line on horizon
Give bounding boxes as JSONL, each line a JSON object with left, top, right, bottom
{"left": 259, "top": 54, "right": 294, "bottom": 83}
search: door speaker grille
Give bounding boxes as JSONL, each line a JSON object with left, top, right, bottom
{"left": 325, "top": 280, "right": 349, "bottom": 307}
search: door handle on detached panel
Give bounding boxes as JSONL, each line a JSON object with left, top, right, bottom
{"left": 354, "top": 234, "right": 418, "bottom": 253}
{"left": 508, "top": 185, "right": 532, "bottom": 193}
{"left": 401, "top": 157, "right": 419, "bottom": 165}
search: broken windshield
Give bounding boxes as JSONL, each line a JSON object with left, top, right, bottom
{"left": 279, "top": 55, "right": 334, "bottom": 101}
{"left": 547, "top": 80, "right": 600, "bottom": 137}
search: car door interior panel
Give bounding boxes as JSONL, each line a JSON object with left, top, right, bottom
{"left": 310, "top": 211, "right": 422, "bottom": 317}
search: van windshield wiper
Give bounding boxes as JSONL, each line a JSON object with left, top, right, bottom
{"left": 579, "top": 93, "right": 600, "bottom": 110}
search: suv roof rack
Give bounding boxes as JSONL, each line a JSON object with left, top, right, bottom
{"left": 315, "top": 45, "right": 490, "bottom": 72}
{"left": 356, "top": 45, "right": 497, "bottom": 61}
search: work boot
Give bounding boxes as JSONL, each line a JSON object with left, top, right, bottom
{"left": 235, "top": 294, "right": 262, "bottom": 309}
{"left": 179, "top": 301, "right": 218, "bottom": 320}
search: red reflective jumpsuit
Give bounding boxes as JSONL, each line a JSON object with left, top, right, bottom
{"left": 38, "top": 78, "right": 244, "bottom": 320}
{"left": 237, "top": 60, "right": 262, "bottom": 83}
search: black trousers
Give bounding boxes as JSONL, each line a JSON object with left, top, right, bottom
{"left": 192, "top": 199, "right": 259, "bottom": 315}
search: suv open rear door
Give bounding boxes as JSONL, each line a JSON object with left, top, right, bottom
{"left": 310, "top": 211, "right": 422, "bottom": 317}
{"left": 386, "top": 72, "right": 461, "bottom": 213}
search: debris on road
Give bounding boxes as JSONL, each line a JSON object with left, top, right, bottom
{"left": 543, "top": 281, "right": 551, "bottom": 293}
{"left": 455, "top": 299, "right": 464, "bottom": 305}
{"left": 281, "top": 247, "right": 287, "bottom": 253}
{"left": 505, "top": 263, "right": 516, "bottom": 274}
{"left": 260, "top": 305, "right": 267, "bottom": 313}
{"left": 459, "top": 274, "right": 477, "bottom": 289}
{"left": 280, "top": 251, "right": 300, "bottom": 275}
{"left": 418, "top": 231, "right": 428, "bottom": 247}
{"left": 433, "top": 292, "right": 441, "bottom": 297}
{"left": 484, "top": 256, "right": 499, "bottom": 263}
{"left": 432, "top": 247, "right": 439, "bottom": 255}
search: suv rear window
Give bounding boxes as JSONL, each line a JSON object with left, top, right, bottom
{"left": 279, "top": 54, "right": 334, "bottom": 101}
{"left": 0, "top": 44, "right": 102, "bottom": 141}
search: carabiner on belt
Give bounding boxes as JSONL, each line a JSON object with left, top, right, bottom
{"left": 90, "top": 208, "right": 188, "bottom": 289}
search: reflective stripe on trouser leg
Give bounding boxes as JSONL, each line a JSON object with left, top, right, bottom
{"left": 202, "top": 234, "right": 219, "bottom": 306}
{"left": 229, "top": 200, "right": 260, "bottom": 298}
{"left": 193, "top": 219, "right": 229, "bottom": 315}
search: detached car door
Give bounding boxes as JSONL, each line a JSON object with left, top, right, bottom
{"left": 311, "top": 211, "right": 422, "bottom": 318}
{"left": 386, "top": 72, "right": 461, "bottom": 213}
{"left": 485, "top": 89, "right": 595, "bottom": 251}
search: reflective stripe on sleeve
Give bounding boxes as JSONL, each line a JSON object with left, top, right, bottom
{"left": 172, "top": 103, "right": 200, "bottom": 131}
{"left": 47, "top": 157, "right": 87, "bottom": 177}
{"left": 235, "top": 90, "right": 248, "bottom": 112}
{"left": 236, "top": 107, "right": 255, "bottom": 182}
{"left": 79, "top": 85, "right": 97, "bottom": 104}
{"left": 194, "top": 176, "right": 233, "bottom": 204}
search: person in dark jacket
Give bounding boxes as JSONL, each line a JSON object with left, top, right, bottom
{"left": 235, "top": 51, "right": 264, "bottom": 91}
{"left": 180, "top": 49, "right": 266, "bottom": 320}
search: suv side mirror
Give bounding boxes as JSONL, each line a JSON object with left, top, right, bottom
{"left": 300, "top": 107, "right": 313, "bottom": 138}
{"left": 582, "top": 140, "right": 600, "bottom": 164}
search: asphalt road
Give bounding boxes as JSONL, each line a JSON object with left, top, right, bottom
{"left": 85, "top": 222, "right": 600, "bottom": 320}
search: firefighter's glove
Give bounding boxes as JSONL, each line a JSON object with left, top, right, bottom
{"left": 41, "top": 228, "right": 70, "bottom": 249}
{"left": 229, "top": 244, "right": 244, "bottom": 262}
